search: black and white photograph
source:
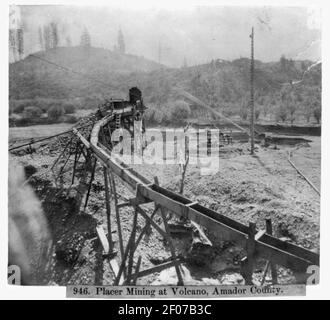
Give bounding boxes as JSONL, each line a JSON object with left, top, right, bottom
{"left": 3, "top": 0, "right": 328, "bottom": 300}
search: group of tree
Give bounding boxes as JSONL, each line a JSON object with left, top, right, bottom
{"left": 144, "top": 100, "right": 191, "bottom": 125}
{"left": 9, "top": 42, "right": 321, "bottom": 126}
{"left": 180, "top": 57, "right": 321, "bottom": 125}
{"left": 113, "top": 29, "right": 126, "bottom": 54}
{"left": 37, "top": 24, "right": 127, "bottom": 54}
{"left": 38, "top": 23, "right": 92, "bottom": 50}
{"left": 38, "top": 22, "right": 59, "bottom": 51}
{"left": 80, "top": 28, "right": 91, "bottom": 47}
{"left": 9, "top": 28, "right": 24, "bottom": 61}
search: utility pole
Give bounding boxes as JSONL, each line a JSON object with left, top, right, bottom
{"left": 250, "top": 27, "right": 255, "bottom": 155}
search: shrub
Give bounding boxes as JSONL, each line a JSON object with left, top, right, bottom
{"left": 275, "top": 105, "right": 287, "bottom": 123}
{"left": 64, "top": 115, "right": 78, "bottom": 124}
{"left": 255, "top": 109, "right": 261, "bottom": 121}
{"left": 144, "top": 108, "right": 155, "bottom": 123}
{"left": 63, "top": 103, "right": 76, "bottom": 114}
{"left": 169, "top": 100, "right": 191, "bottom": 124}
{"left": 313, "top": 106, "right": 321, "bottom": 124}
{"left": 153, "top": 109, "right": 166, "bottom": 124}
{"left": 23, "top": 106, "right": 43, "bottom": 119}
{"left": 12, "top": 103, "right": 26, "bottom": 114}
{"left": 239, "top": 107, "right": 248, "bottom": 120}
{"left": 48, "top": 105, "right": 65, "bottom": 121}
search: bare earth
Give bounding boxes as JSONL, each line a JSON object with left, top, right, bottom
{"left": 10, "top": 131, "right": 320, "bottom": 285}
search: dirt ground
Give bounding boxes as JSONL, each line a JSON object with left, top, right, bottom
{"left": 10, "top": 129, "right": 320, "bottom": 286}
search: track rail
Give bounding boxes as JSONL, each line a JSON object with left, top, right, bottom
{"left": 75, "top": 109, "right": 319, "bottom": 282}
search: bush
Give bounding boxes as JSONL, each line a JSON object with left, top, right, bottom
{"left": 48, "top": 105, "right": 65, "bottom": 121}
{"left": 63, "top": 103, "right": 76, "bottom": 114}
{"left": 153, "top": 109, "right": 167, "bottom": 124}
{"left": 23, "top": 106, "right": 43, "bottom": 119}
{"left": 64, "top": 115, "right": 78, "bottom": 124}
{"left": 275, "top": 105, "right": 287, "bottom": 123}
{"left": 169, "top": 100, "right": 191, "bottom": 124}
{"left": 239, "top": 107, "right": 248, "bottom": 120}
{"left": 255, "top": 109, "right": 261, "bottom": 121}
{"left": 12, "top": 103, "right": 26, "bottom": 114}
{"left": 313, "top": 106, "right": 321, "bottom": 124}
{"left": 144, "top": 108, "right": 155, "bottom": 123}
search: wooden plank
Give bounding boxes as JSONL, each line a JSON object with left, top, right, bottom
{"left": 254, "top": 239, "right": 312, "bottom": 272}
{"left": 96, "top": 225, "right": 109, "bottom": 254}
{"left": 103, "top": 167, "right": 113, "bottom": 253}
{"left": 266, "top": 219, "right": 277, "bottom": 284}
{"left": 72, "top": 128, "right": 90, "bottom": 149}
{"left": 109, "top": 258, "right": 124, "bottom": 285}
{"left": 257, "top": 233, "right": 319, "bottom": 265}
{"left": 245, "top": 222, "right": 257, "bottom": 285}
{"left": 255, "top": 229, "right": 266, "bottom": 241}
{"left": 132, "top": 256, "right": 142, "bottom": 285}
{"left": 136, "top": 206, "right": 168, "bottom": 238}
{"left": 130, "top": 258, "right": 182, "bottom": 279}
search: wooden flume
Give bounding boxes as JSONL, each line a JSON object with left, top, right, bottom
{"left": 64, "top": 104, "right": 319, "bottom": 286}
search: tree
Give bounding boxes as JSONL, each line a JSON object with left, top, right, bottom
{"left": 117, "top": 28, "right": 125, "bottom": 54}
{"left": 48, "top": 105, "right": 64, "bottom": 121}
{"left": 286, "top": 92, "right": 297, "bottom": 125}
{"left": 313, "top": 104, "right": 321, "bottom": 124}
{"left": 182, "top": 57, "right": 188, "bottom": 68}
{"left": 80, "top": 28, "right": 91, "bottom": 47}
{"left": 66, "top": 36, "right": 72, "bottom": 47}
{"left": 276, "top": 105, "right": 287, "bottom": 123}
{"left": 287, "top": 102, "right": 297, "bottom": 125}
{"left": 23, "top": 106, "right": 43, "bottom": 119}
{"left": 303, "top": 106, "right": 312, "bottom": 123}
{"left": 43, "top": 25, "right": 51, "bottom": 50}
{"left": 280, "top": 55, "right": 288, "bottom": 71}
{"left": 17, "top": 28, "right": 24, "bottom": 60}
{"left": 170, "top": 100, "right": 191, "bottom": 124}
{"left": 255, "top": 108, "right": 261, "bottom": 121}
{"left": 63, "top": 102, "right": 75, "bottom": 114}
{"left": 38, "top": 26, "right": 44, "bottom": 51}
{"left": 50, "top": 22, "right": 59, "bottom": 48}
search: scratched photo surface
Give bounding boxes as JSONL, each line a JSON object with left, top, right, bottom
{"left": 8, "top": 5, "right": 321, "bottom": 286}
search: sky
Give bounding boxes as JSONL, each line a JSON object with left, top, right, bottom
{"left": 13, "top": 5, "right": 321, "bottom": 67}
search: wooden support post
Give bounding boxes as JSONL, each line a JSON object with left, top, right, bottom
{"left": 103, "top": 166, "right": 113, "bottom": 253}
{"left": 135, "top": 206, "right": 168, "bottom": 239}
{"left": 84, "top": 157, "right": 97, "bottom": 210}
{"left": 107, "top": 123, "right": 113, "bottom": 150}
{"left": 96, "top": 225, "right": 109, "bottom": 254}
{"left": 261, "top": 261, "right": 270, "bottom": 285}
{"left": 126, "top": 207, "right": 139, "bottom": 284}
{"left": 132, "top": 256, "right": 142, "bottom": 285}
{"left": 242, "top": 222, "right": 256, "bottom": 285}
{"left": 109, "top": 171, "right": 125, "bottom": 265}
{"left": 266, "top": 219, "right": 278, "bottom": 284}
{"left": 71, "top": 142, "right": 81, "bottom": 185}
{"left": 130, "top": 258, "right": 182, "bottom": 279}
{"left": 154, "top": 176, "right": 184, "bottom": 286}
{"left": 51, "top": 137, "right": 73, "bottom": 171}
{"left": 132, "top": 206, "right": 159, "bottom": 254}
{"left": 114, "top": 226, "right": 136, "bottom": 285}
{"left": 56, "top": 148, "right": 74, "bottom": 184}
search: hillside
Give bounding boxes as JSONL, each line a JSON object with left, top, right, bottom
{"left": 9, "top": 46, "right": 162, "bottom": 99}
{"left": 9, "top": 47, "right": 321, "bottom": 126}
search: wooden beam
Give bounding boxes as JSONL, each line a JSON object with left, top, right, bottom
{"left": 72, "top": 128, "right": 91, "bottom": 149}
{"left": 96, "top": 226, "right": 109, "bottom": 254}
{"left": 130, "top": 258, "right": 182, "bottom": 279}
